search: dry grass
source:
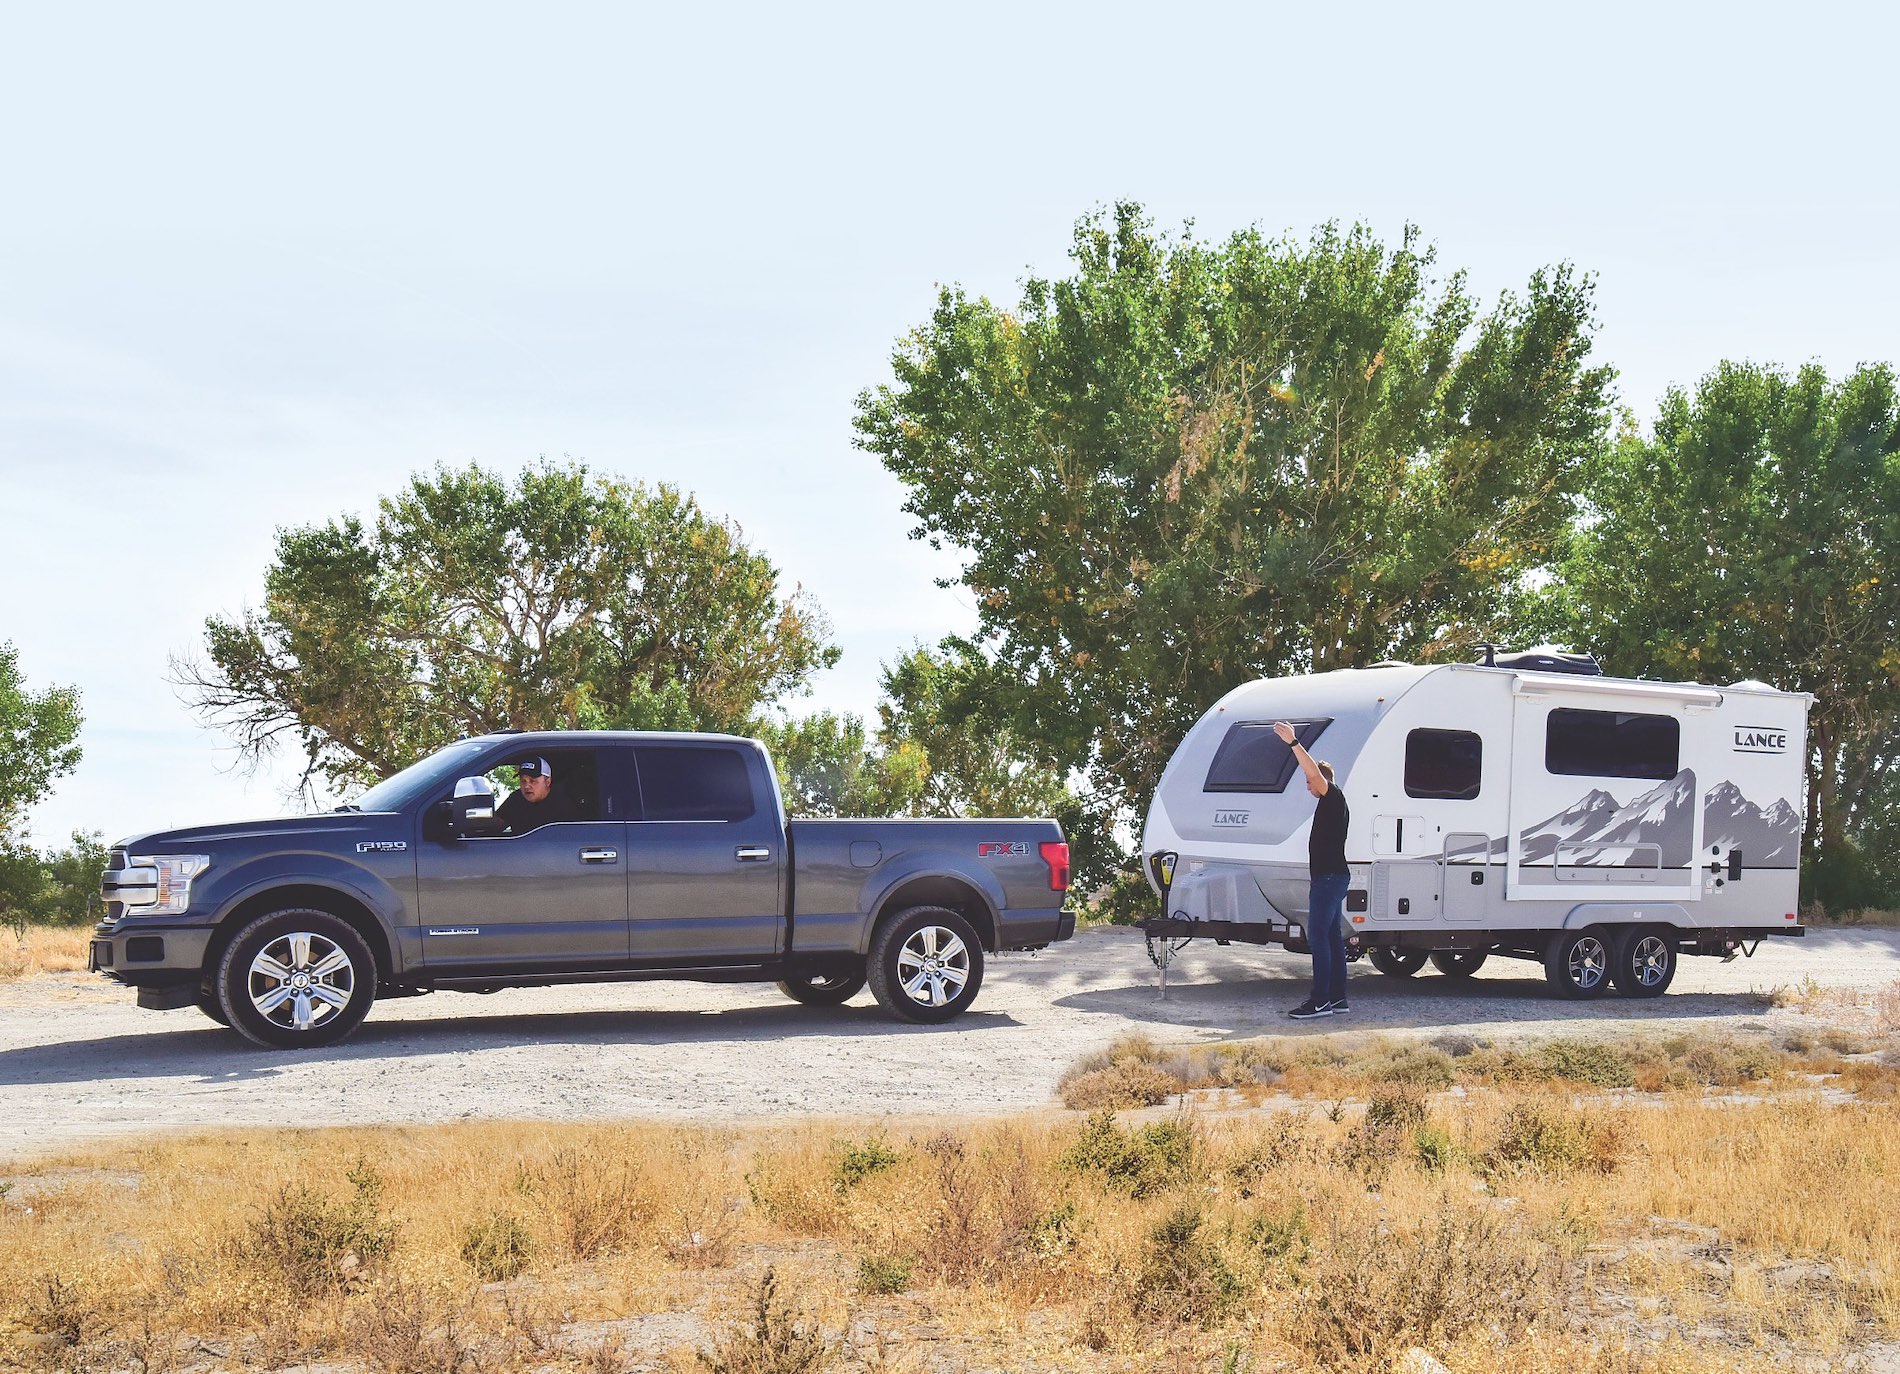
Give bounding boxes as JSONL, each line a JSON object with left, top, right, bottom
{"left": 1, "top": 1070, "right": 1894, "bottom": 1373}
{"left": 0, "top": 926, "right": 89, "bottom": 981}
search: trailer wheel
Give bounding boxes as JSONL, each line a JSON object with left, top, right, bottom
{"left": 1429, "top": 950, "right": 1488, "bottom": 979}
{"left": 216, "top": 908, "right": 377, "bottom": 1049}
{"left": 776, "top": 967, "right": 868, "bottom": 1006}
{"left": 867, "top": 905, "right": 985, "bottom": 1024}
{"left": 1543, "top": 928, "right": 1613, "bottom": 999}
{"left": 1368, "top": 947, "right": 1428, "bottom": 978}
{"left": 1610, "top": 927, "right": 1677, "bottom": 998}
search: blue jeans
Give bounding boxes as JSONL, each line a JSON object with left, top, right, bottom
{"left": 1307, "top": 872, "right": 1351, "bottom": 1005}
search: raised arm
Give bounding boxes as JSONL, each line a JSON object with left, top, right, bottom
{"left": 1274, "top": 721, "right": 1328, "bottom": 794}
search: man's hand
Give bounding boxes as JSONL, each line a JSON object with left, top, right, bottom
{"left": 1273, "top": 721, "right": 1297, "bottom": 746}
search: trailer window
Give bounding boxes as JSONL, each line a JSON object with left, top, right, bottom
{"left": 1204, "top": 720, "right": 1332, "bottom": 793}
{"left": 1544, "top": 708, "right": 1679, "bottom": 780}
{"left": 634, "top": 746, "right": 756, "bottom": 821}
{"left": 1404, "top": 729, "right": 1482, "bottom": 800}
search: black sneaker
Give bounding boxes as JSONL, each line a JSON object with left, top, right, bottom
{"left": 1287, "top": 1000, "right": 1332, "bottom": 1020}
{"left": 1322, "top": 999, "right": 1349, "bottom": 1016}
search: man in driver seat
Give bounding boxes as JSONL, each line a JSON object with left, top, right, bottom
{"left": 496, "top": 757, "right": 580, "bottom": 834}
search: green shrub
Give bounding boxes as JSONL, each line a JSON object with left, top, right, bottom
{"left": 1372, "top": 1047, "right": 1456, "bottom": 1090}
{"left": 1059, "top": 1111, "right": 1197, "bottom": 1198}
{"left": 831, "top": 1138, "right": 902, "bottom": 1191}
{"left": 238, "top": 1160, "right": 396, "bottom": 1295}
{"left": 1059, "top": 1059, "right": 1179, "bottom": 1110}
{"left": 1534, "top": 1039, "right": 1635, "bottom": 1088}
{"left": 1413, "top": 1125, "right": 1456, "bottom": 1175}
{"left": 461, "top": 1210, "right": 534, "bottom": 1282}
{"left": 1484, "top": 1102, "right": 1623, "bottom": 1176}
{"left": 1243, "top": 1200, "right": 1309, "bottom": 1277}
{"left": 1137, "top": 1203, "right": 1243, "bottom": 1326}
{"left": 1364, "top": 1082, "right": 1428, "bottom": 1132}
{"left": 856, "top": 1252, "right": 912, "bottom": 1295}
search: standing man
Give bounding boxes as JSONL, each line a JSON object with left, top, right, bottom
{"left": 1274, "top": 721, "right": 1350, "bottom": 1019}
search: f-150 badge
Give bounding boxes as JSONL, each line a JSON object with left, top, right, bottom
{"left": 978, "top": 842, "right": 1029, "bottom": 857}
{"left": 356, "top": 841, "right": 409, "bottom": 853}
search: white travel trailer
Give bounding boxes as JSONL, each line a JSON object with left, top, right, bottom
{"left": 1140, "top": 652, "right": 1810, "bottom": 997}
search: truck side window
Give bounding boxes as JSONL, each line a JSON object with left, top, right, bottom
{"left": 1404, "top": 728, "right": 1482, "bottom": 800}
{"left": 1203, "top": 720, "right": 1331, "bottom": 793}
{"left": 635, "top": 746, "right": 756, "bottom": 822}
{"left": 1544, "top": 708, "right": 1679, "bottom": 780}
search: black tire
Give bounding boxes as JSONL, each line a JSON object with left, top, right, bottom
{"left": 1543, "top": 927, "right": 1613, "bottom": 1000}
{"left": 1368, "top": 947, "right": 1429, "bottom": 978}
{"left": 1429, "top": 950, "right": 1488, "bottom": 979}
{"left": 866, "top": 905, "right": 985, "bottom": 1024}
{"left": 776, "top": 967, "right": 868, "bottom": 1006}
{"left": 195, "top": 985, "right": 231, "bottom": 1026}
{"left": 217, "top": 908, "right": 378, "bottom": 1049}
{"left": 1610, "top": 926, "right": 1678, "bottom": 998}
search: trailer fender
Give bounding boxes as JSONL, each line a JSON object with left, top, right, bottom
{"left": 1562, "top": 902, "right": 1693, "bottom": 931}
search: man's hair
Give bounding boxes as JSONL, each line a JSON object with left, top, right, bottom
{"left": 1317, "top": 760, "right": 1336, "bottom": 783}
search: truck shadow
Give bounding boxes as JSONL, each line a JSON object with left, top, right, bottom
{"left": 0, "top": 1001, "right": 1018, "bottom": 1090}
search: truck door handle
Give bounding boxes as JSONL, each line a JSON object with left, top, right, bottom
{"left": 735, "top": 846, "right": 773, "bottom": 862}
{"left": 579, "top": 848, "right": 620, "bottom": 864}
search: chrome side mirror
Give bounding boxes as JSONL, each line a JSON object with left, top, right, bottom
{"left": 450, "top": 776, "right": 502, "bottom": 836}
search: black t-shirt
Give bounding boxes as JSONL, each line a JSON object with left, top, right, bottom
{"left": 496, "top": 787, "right": 581, "bottom": 835}
{"left": 1309, "top": 785, "right": 1349, "bottom": 876}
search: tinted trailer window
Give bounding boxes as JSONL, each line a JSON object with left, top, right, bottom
{"left": 1545, "top": 708, "right": 1679, "bottom": 780}
{"left": 1404, "top": 728, "right": 1483, "bottom": 800}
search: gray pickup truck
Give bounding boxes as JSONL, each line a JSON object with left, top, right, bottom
{"left": 91, "top": 730, "right": 1073, "bottom": 1049}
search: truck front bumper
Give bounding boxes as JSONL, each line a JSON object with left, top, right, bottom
{"left": 89, "top": 920, "right": 216, "bottom": 995}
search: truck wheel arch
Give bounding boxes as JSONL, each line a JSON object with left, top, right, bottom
{"left": 866, "top": 875, "right": 998, "bottom": 953}
{"left": 209, "top": 884, "right": 395, "bottom": 988}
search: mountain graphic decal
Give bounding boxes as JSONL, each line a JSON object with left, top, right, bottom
{"left": 1702, "top": 781, "right": 1803, "bottom": 868}
{"left": 1507, "top": 770, "right": 1697, "bottom": 867}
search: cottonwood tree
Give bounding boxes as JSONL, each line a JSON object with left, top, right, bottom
{"left": 855, "top": 203, "right": 1612, "bottom": 844}
{"left": 1554, "top": 361, "right": 1900, "bottom": 904}
{"left": 177, "top": 462, "right": 839, "bottom": 795}
{"left": 0, "top": 642, "right": 86, "bottom": 933}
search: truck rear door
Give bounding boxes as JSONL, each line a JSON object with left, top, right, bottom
{"left": 626, "top": 742, "right": 786, "bottom": 963}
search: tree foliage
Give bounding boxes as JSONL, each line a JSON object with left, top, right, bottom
{"left": 0, "top": 641, "right": 83, "bottom": 837}
{"left": 855, "top": 203, "right": 1612, "bottom": 840}
{"left": 1554, "top": 361, "right": 1900, "bottom": 901}
{"left": 177, "top": 462, "right": 839, "bottom": 794}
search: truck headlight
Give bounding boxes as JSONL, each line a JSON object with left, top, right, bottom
{"left": 126, "top": 855, "right": 211, "bottom": 915}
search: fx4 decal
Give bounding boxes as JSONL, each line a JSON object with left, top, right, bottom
{"left": 978, "top": 842, "right": 1029, "bottom": 858}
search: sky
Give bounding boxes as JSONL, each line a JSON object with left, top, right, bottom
{"left": 2, "top": 0, "right": 1894, "bottom": 844}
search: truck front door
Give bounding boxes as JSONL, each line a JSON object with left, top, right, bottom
{"left": 415, "top": 744, "right": 630, "bottom": 970}
{"left": 626, "top": 742, "right": 785, "bottom": 963}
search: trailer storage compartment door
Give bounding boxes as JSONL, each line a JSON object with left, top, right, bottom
{"left": 1505, "top": 685, "right": 1705, "bottom": 904}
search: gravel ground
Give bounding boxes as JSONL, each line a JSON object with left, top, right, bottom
{"left": 2, "top": 925, "right": 1894, "bottom": 1163}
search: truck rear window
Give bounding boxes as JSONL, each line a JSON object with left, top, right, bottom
{"left": 1203, "top": 720, "right": 1331, "bottom": 793}
{"left": 635, "top": 746, "right": 756, "bottom": 821}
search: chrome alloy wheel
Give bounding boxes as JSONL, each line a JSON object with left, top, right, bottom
{"left": 247, "top": 931, "right": 356, "bottom": 1033}
{"left": 896, "top": 925, "right": 970, "bottom": 1007}
{"left": 1628, "top": 934, "right": 1671, "bottom": 988}
{"left": 1567, "top": 934, "right": 1609, "bottom": 991}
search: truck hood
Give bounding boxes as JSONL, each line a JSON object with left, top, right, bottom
{"left": 114, "top": 812, "right": 400, "bottom": 851}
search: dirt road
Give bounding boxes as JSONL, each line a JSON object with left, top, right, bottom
{"left": 3, "top": 926, "right": 1894, "bottom": 1162}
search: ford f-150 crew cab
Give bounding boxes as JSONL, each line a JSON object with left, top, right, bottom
{"left": 91, "top": 731, "right": 1074, "bottom": 1048}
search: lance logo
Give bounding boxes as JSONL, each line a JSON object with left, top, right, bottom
{"left": 1213, "top": 811, "right": 1251, "bottom": 827}
{"left": 1732, "top": 726, "right": 1788, "bottom": 755}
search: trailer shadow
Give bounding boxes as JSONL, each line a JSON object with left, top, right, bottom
{"left": 1052, "top": 971, "right": 1789, "bottom": 1040}
{"left": 0, "top": 999, "right": 1018, "bottom": 1090}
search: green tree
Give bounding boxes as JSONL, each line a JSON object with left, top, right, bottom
{"left": 176, "top": 461, "right": 840, "bottom": 794}
{"left": 753, "top": 710, "right": 928, "bottom": 818}
{"left": 0, "top": 643, "right": 86, "bottom": 934}
{"left": 1554, "top": 361, "right": 1900, "bottom": 905}
{"left": 855, "top": 203, "right": 1611, "bottom": 850}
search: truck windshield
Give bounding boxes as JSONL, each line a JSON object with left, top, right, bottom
{"left": 348, "top": 741, "right": 491, "bottom": 814}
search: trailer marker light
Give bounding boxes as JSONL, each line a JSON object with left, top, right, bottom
{"left": 1351, "top": 916, "right": 1365, "bottom": 924}
{"left": 1785, "top": 912, "right": 1796, "bottom": 920}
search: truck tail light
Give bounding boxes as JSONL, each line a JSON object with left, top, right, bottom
{"left": 1040, "top": 841, "right": 1070, "bottom": 892}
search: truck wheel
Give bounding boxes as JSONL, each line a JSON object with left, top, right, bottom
{"left": 1611, "top": 927, "right": 1677, "bottom": 998}
{"left": 867, "top": 906, "right": 985, "bottom": 1024}
{"left": 217, "top": 908, "right": 377, "bottom": 1049}
{"left": 1368, "top": 947, "right": 1428, "bottom": 978}
{"left": 1543, "top": 928, "right": 1612, "bottom": 999}
{"left": 1429, "top": 950, "right": 1488, "bottom": 979}
{"left": 777, "top": 968, "right": 867, "bottom": 1006}
{"left": 195, "top": 984, "right": 231, "bottom": 1026}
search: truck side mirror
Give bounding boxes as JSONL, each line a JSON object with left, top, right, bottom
{"left": 449, "top": 776, "right": 503, "bottom": 837}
